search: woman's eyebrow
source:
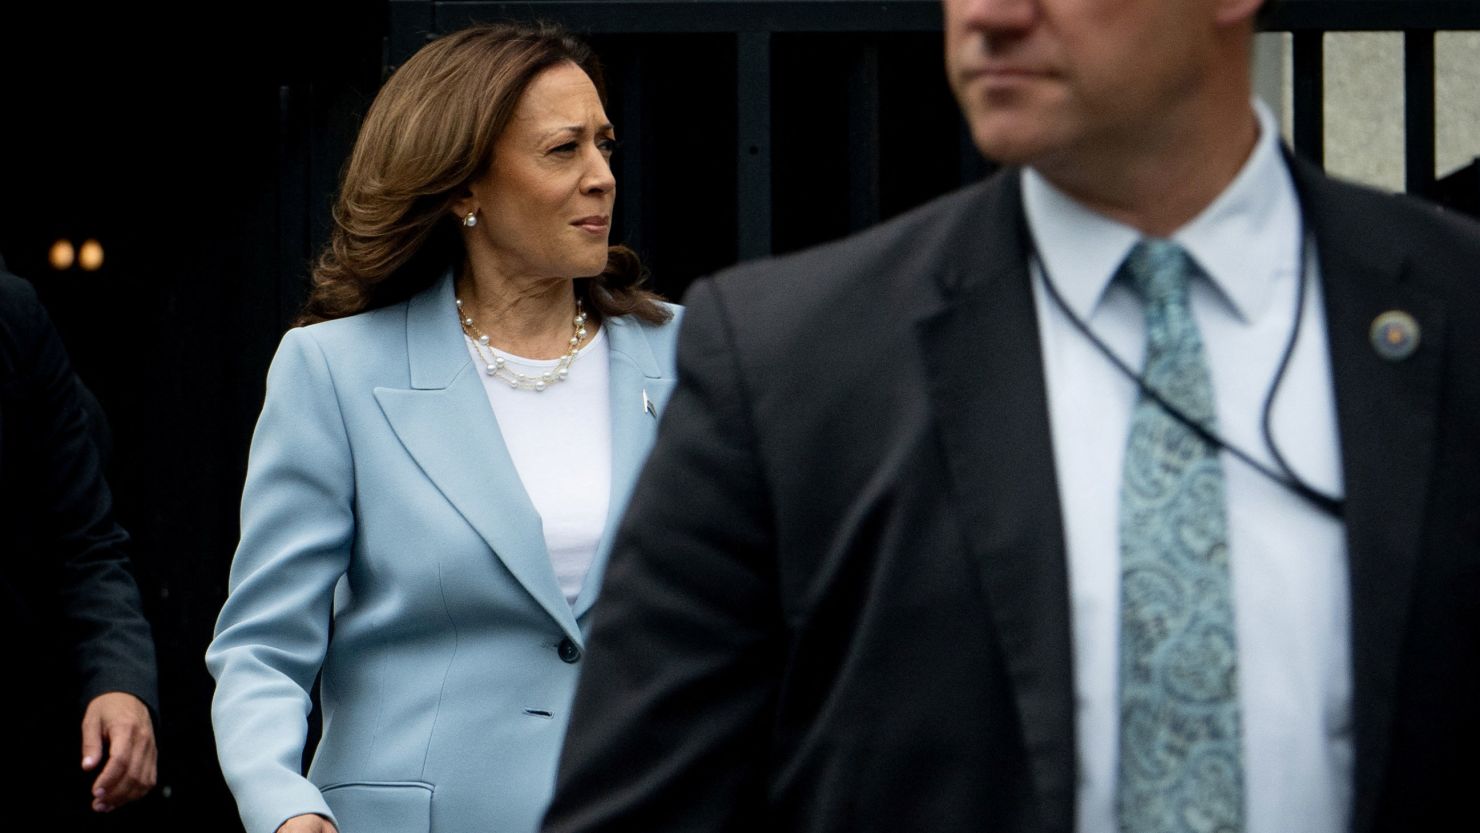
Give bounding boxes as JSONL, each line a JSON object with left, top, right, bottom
{"left": 538, "top": 122, "right": 615, "bottom": 141}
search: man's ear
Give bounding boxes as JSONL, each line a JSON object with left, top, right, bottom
{"left": 1215, "top": 0, "right": 1267, "bottom": 28}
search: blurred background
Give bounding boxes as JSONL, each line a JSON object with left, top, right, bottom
{"left": 0, "top": 1, "right": 1475, "bottom": 829}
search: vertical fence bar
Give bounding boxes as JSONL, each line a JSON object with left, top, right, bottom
{"left": 619, "top": 48, "right": 646, "bottom": 256}
{"left": 1292, "top": 29, "right": 1324, "bottom": 167}
{"left": 1404, "top": 29, "right": 1437, "bottom": 196}
{"left": 737, "top": 31, "right": 773, "bottom": 259}
{"left": 959, "top": 118, "right": 992, "bottom": 185}
{"left": 847, "top": 40, "right": 881, "bottom": 231}
{"left": 277, "top": 85, "right": 309, "bottom": 331}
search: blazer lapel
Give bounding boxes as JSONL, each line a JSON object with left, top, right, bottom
{"left": 1291, "top": 158, "right": 1444, "bottom": 833}
{"left": 915, "top": 173, "right": 1077, "bottom": 833}
{"left": 573, "top": 314, "right": 676, "bottom": 621}
{"left": 373, "top": 273, "right": 581, "bottom": 643}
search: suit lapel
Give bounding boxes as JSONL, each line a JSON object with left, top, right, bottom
{"left": 1291, "top": 159, "right": 1444, "bottom": 833}
{"left": 573, "top": 314, "right": 675, "bottom": 621}
{"left": 373, "top": 273, "right": 581, "bottom": 643}
{"left": 915, "top": 173, "right": 1077, "bottom": 833}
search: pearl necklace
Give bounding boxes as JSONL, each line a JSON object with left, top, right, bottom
{"left": 456, "top": 296, "right": 589, "bottom": 392}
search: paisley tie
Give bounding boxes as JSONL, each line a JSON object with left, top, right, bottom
{"left": 1115, "top": 239, "right": 1245, "bottom": 833}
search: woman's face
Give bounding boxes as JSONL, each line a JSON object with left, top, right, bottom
{"left": 463, "top": 61, "right": 616, "bottom": 283}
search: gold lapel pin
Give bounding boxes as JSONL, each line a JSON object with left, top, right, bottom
{"left": 1369, "top": 310, "right": 1420, "bottom": 361}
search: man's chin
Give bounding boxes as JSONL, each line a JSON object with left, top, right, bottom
{"left": 969, "top": 128, "right": 1057, "bottom": 169}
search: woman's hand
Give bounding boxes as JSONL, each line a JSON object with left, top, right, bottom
{"left": 277, "top": 814, "right": 338, "bottom": 833}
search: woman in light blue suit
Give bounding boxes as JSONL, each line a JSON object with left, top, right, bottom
{"left": 206, "top": 25, "right": 680, "bottom": 833}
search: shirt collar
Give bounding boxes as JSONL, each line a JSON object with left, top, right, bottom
{"left": 1021, "top": 99, "right": 1302, "bottom": 324}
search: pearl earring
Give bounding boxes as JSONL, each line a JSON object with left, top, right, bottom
{"left": 463, "top": 211, "right": 478, "bottom": 228}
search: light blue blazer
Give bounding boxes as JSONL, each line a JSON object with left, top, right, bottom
{"left": 206, "top": 272, "right": 681, "bottom": 833}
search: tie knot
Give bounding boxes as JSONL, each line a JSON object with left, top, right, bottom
{"left": 1121, "top": 238, "right": 1196, "bottom": 310}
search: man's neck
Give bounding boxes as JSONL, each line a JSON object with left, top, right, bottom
{"left": 1033, "top": 87, "right": 1261, "bottom": 238}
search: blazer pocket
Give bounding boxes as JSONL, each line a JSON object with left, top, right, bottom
{"left": 320, "top": 781, "right": 433, "bottom": 833}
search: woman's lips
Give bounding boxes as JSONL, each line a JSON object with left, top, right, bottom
{"left": 572, "top": 215, "right": 610, "bottom": 233}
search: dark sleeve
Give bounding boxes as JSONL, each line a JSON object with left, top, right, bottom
{"left": 0, "top": 274, "right": 159, "bottom": 715}
{"left": 544, "top": 278, "right": 785, "bottom": 833}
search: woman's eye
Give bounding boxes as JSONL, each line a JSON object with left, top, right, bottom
{"left": 550, "top": 142, "right": 578, "bottom": 154}
{"left": 598, "top": 138, "right": 619, "bottom": 154}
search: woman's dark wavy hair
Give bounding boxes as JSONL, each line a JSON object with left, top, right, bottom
{"left": 297, "top": 22, "right": 669, "bottom": 327}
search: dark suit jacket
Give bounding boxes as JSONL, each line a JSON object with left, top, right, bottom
{"left": 0, "top": 269, "right": 158, "bottom": 795}
{"left": 543, "top": 159, "right": 1480, "bottom": 833}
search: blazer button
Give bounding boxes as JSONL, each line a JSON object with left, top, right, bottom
{"left": 557, "top": 638, "right": 581, "bottom": 664}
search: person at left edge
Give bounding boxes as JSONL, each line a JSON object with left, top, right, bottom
{"left": 206, "top": 24, "right": 680, "bottom": 833}
{"left": 0, "top": 258, "right": 159, "bottom": 818}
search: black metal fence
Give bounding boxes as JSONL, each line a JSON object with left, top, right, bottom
{"left": 1272, "top": 1, "right": 1480, "bottom": 197}
{"left": 372, "top": 0, "right": 1480, "bottom": 301}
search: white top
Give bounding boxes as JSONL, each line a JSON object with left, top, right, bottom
{"left": 465, "top": 327, "right": 612, "bottom": 606}
{"left": 1024, "top": 100, "right": 1353, "bottom": 833}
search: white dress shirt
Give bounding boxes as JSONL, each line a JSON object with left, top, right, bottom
{"left": 466, "top": 327, "right": 612, "bottom": 606}
{"left": 1024, "top": 101, "right": 1354, "bottom": 833}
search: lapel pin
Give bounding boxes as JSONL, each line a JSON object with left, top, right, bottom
{"left": 642, "top": 388, "right": 657, "bottom": 418}
{"left": 1369, "top": 310, "right": 1420, "bottom": 361}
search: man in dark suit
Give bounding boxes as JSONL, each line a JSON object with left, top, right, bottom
{"left": 543, "top": 1, "right": 1480, "bottom": 832}
{"left": 0, "top": 260, "right": 159, "bottom": 817}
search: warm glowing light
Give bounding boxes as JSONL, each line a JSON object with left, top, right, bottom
{"left": 49, "top": 239, "right": 75, "bottom": 270}
{"left": 79, "top": 239, "right": 104, "bottom": 271}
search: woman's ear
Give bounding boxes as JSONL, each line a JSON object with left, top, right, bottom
{"left": 449, "top": 188, "right": 478, "bottom": 223}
